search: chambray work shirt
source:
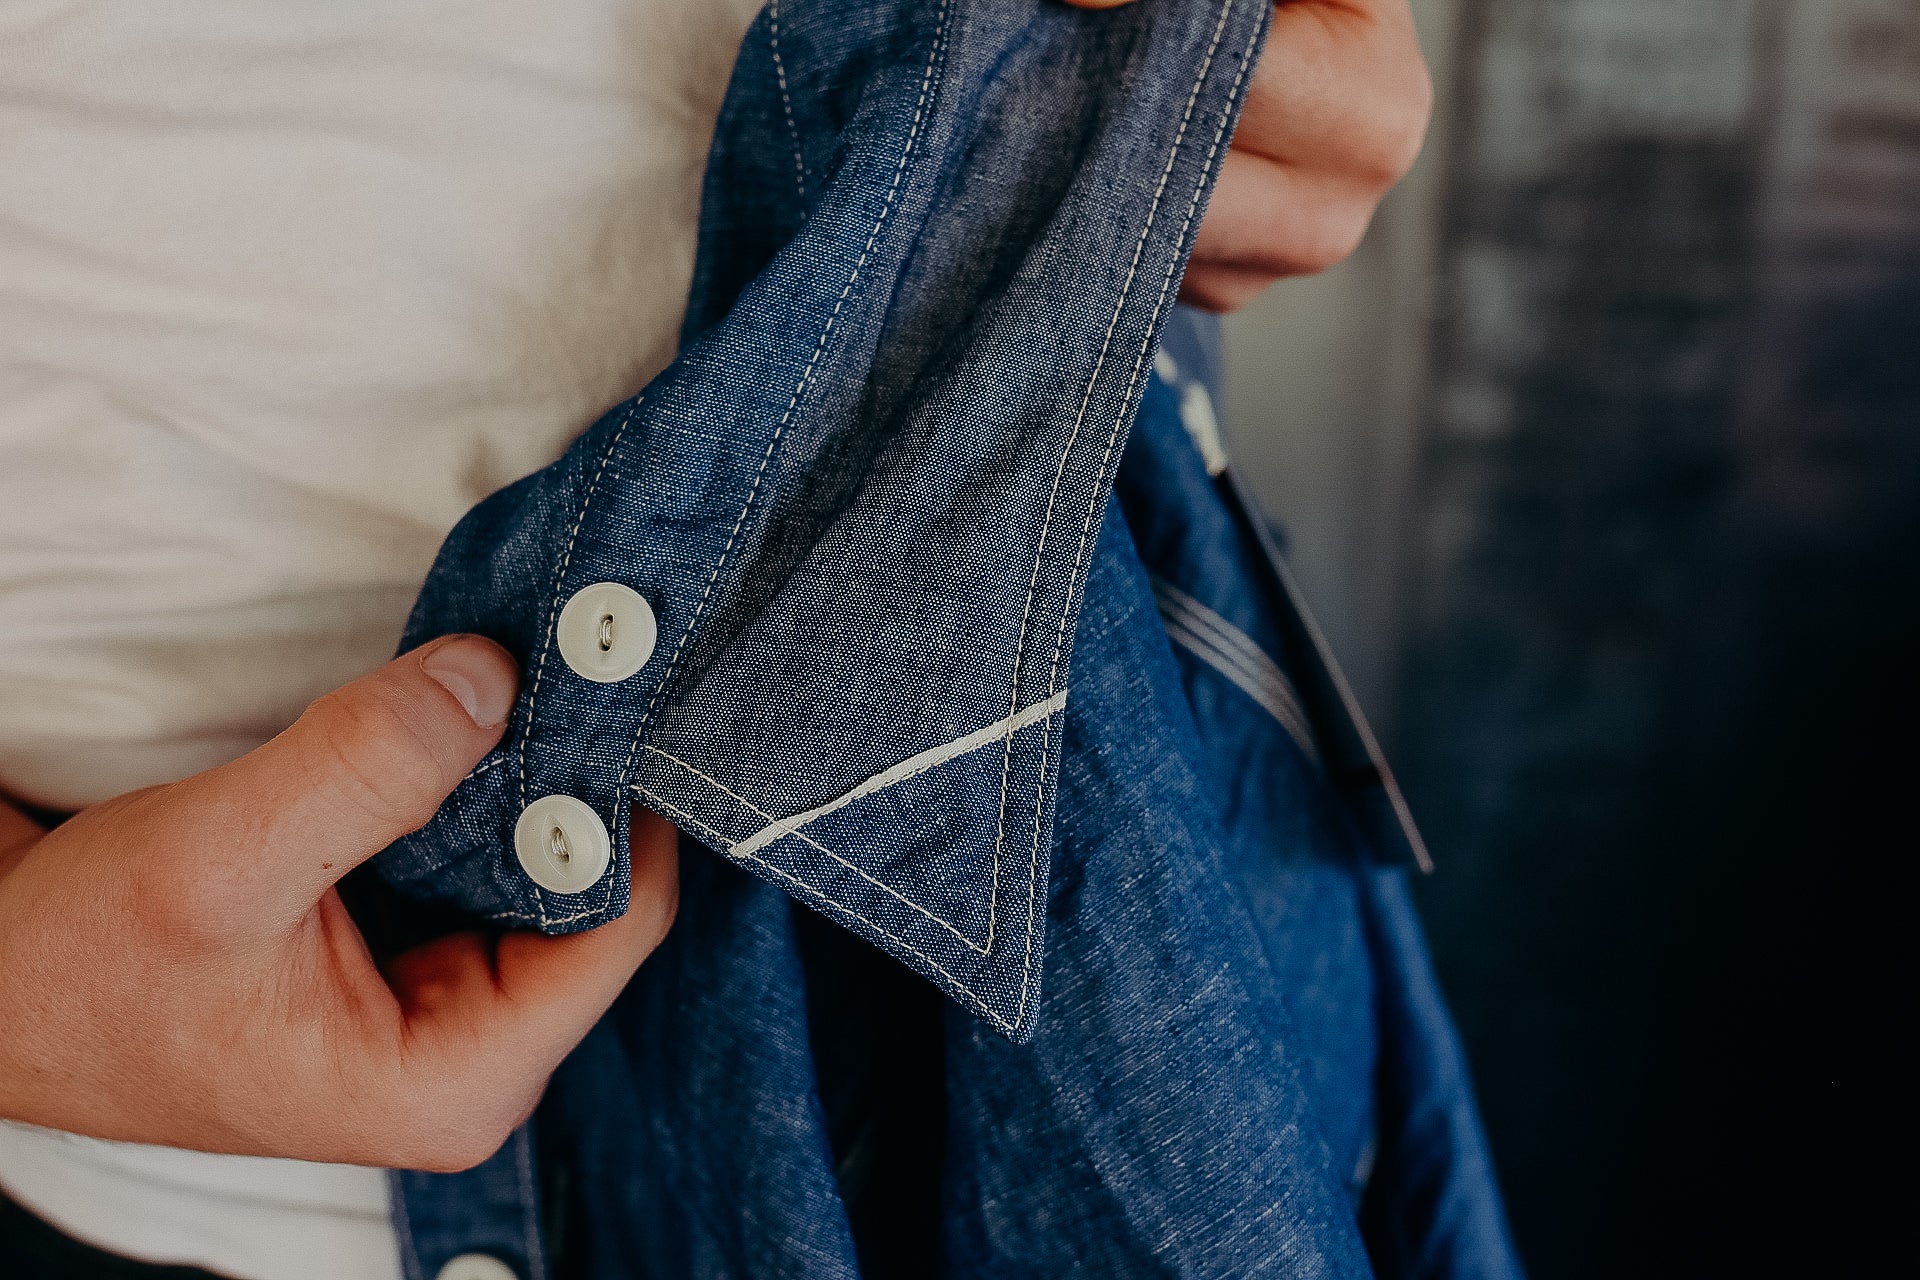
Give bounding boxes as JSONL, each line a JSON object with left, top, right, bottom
{"left": 372, "top": 1, "right": 1522, "bottom": 1276}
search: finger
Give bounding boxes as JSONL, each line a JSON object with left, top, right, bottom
{"left": 378, "top": 811, "right": 680, "bottom": 1160}
{"left": 1235, "top": 4, "right": 1372, "bottom": 166}
{"left": 188, "top": 635, "right": 519, "bottom": 914}
{"left": 1237, "top": 1, "right": 1430, "bottom": 185}
{"left": 1180, "top": 263, "right": 1287, "bottom": 313}
{"left": 1058, "top": 0, "right": 1138, "bottom": 9}
{"left": 1192, "top": 149, "right": 1379, "bottom": 280}
{"left": 390, "top": 810, "right": 678, "bottom": 1053}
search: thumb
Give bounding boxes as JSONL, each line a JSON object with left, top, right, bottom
{"left": 374, "top": 809, "right": 680, "bottom": 1166}
{"left": 204, "top": 635, "right": 519, "bottom": 912}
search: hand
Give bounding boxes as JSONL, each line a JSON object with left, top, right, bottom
{"left": 1069, "top": 0, "right": 1433, "bottom": 311}
{"left": 0, "top": 636, "right": 677, "bottom": 1172}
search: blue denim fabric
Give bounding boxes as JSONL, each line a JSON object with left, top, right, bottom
{"left": 373, "top": 1, "right": 1518, "bottom": 1276}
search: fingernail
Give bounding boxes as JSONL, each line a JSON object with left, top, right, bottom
{"left": 423, "top": 637, "right": 519, "bottom": 727}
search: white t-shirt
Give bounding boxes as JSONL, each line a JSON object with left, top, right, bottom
{"left": 0, "top": 1, "right": 761, "bottom": 1275}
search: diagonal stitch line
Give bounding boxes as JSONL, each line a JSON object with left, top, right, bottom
{"left": 639, "top": 743, "right": 988, "bottom": 951}
{"left": 769, "top": 0, "right": 809, "bottom": 201}
{"left": 1154, "top": 598, "right": 1315, "bottom": 747}
{"left": 1006, "top": 0, "right": 1247, "bottom": 1029}
{"left": 618, "top": 0, "right": 951, "bottom": 810}
{"left": 1161, "top": 612, "right": 1315, "bottom": 756}
{"left": 1153, "top": 577, "right": 1280, "bottom": 677}
{"left": 733, "top": 691, "right": 1067, "bottom": 858}
{"left": 1159, "top": 610, "right": 1320, "bottom": 764}
{"left": 461, "top": 755, "right": 504, "bottom": 783}
{"left": 634, "top": 784, "right": 1017, "bottom": 1035}
{"left": 1149, "top": 576, "right": 1318, "bottom": 754}
{"left": 1151, "top": 576, "right": 1279, "bottom": 669}
{"left": 1160, "top": 594, "right": 1281, "bottom": 694}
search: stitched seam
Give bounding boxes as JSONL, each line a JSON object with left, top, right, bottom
{"left": 1154, "top": 597, "right": 1314, "bottom": 737}
{"left": 640, "top": 745, "right": 989, "bottom": 951}
{"left": 733, "top": 691, "right": 1067, "bottom": 857}
{"left": 516, "top": 396, "right": 643, "bottom": 927}
{"left": 634, "top": 785, "right": 1017, "bottom": 1035}
{"left": 515, "top": 1126, "right": 548, "bottom": 1280}
{"left": 1029, "top": 2, "right": 1251, "bottom": 1028}
{"left": 483, "top": 901, "right": 618, "bottom": 927}
{"left": 618, "top": 0, "right": 951, "bottom": 805}
{"left": 769, "top": 0, "right": 809, "bottom": 201}
{"left": 1025, "top": 0, "right": 1255, "bottom": 1024}
{"left": 387, "top": 1177, "right": 424, "bottom": 1280}
{"left": 1001, "top": 0, "right": 1247, "bottom": 1028}
{"left": 1162, "top": 600, "right": 1292, "bottom": 698}
{"left": 459, "top": 756, "right": 504, "bottom": 784}
{"left": 1021, "top": 5, "right": 1259, "bottom": 1029}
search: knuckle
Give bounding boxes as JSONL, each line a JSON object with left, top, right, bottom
{"left": 125, "top": 880, "right": 226, "bottom": 954}
{"left": 391, "top": 1094, "right": 524, "bottom": 1173}
{"left": 409, "top": 1126, "right": 507, "bottom": 1174}
{"left": 1180, "top": 269, "right": 1269, "bottom": 314}
{"left": 1294, "top": 209, "right": 1372, "bottom": 276}
{"left": 123, "top": 846, "right": 237, "bottom": 953}
{"left": 303, "top": 689, "right": 447, "bottom": 831}
{"left": 1363, "top": 66, "right": 1433, "bottom": 187}
{"left": 374, "top": 1041, "right": 538, "bottom": 1172}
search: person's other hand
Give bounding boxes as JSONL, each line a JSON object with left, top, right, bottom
{"left": 0, "top": 636, "right": 677, "bottom": 1172}
{"left": 1068, "top": 0, "right": 1433, "bottom": 311}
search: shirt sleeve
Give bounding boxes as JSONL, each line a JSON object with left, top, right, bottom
{"left": 372, "top": 0, "right": 1269, "bottom": 1042}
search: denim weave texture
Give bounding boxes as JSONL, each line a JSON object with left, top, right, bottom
{"left": 374, "top": 1, "right": 1519, "bottom": 1276}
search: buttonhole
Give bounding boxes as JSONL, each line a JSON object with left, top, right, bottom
{"left": 597, "top": 614, "right": 615, "bottom": 653}
{"left": 549, "top": 825, "right": 572, "bottom": 865}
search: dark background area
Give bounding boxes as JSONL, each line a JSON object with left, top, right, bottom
{"left": 1224, "top": 1, "right": 1916, "bottom": 1275}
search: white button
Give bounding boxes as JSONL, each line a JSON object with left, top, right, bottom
{"left": 435, "top": 1255, "right": 518, "bottom": 1280}
{"left": 556, "top": 582, "right": 656, "bottom": 683}
{"left": 514, "top": 795, "right": 611, "bottom": 895}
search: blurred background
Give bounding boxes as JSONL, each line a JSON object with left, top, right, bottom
{"left": 1222, "top": 0, "right": 1916, "bottom": 1275}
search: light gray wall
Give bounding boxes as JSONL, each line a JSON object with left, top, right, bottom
{"left": 1228, "top": 1, "right": 1920, "bottom": 1273}
{"left": 1219, "top": 0, "right": 1462, "bottom": 727}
